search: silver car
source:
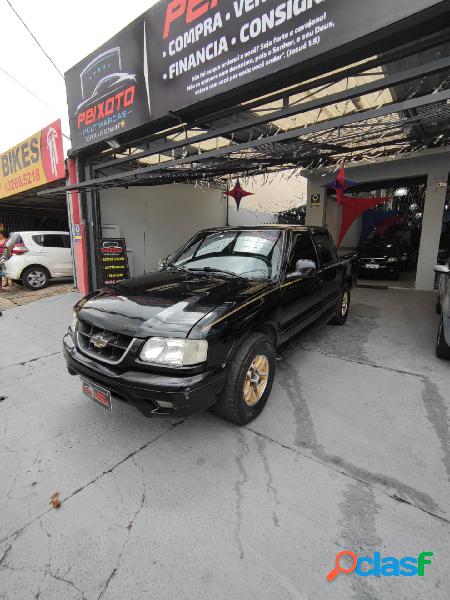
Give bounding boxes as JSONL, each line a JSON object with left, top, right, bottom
{"left": 435, "top": 261, "right": 450, "bottom": 358}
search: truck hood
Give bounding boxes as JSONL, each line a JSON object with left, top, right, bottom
{"left": 77, "top": 271, "right": 272, "bottom": 338}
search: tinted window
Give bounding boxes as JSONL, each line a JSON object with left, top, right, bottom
{"left": 288, "top": 233, "right": 318, "bottom": 272}
{"left": 312, "top": 233, "right": 336, "bottom": 266}
{"left": 33, "top": 234, "right": 66, "bottom": 248}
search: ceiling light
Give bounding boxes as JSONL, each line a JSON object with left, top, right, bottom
{"left": 394, "top": 187, "right": 408, "bottom": 197}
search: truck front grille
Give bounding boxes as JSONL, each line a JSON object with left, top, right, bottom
{"left": 76, "top": 320, "right": 134, "bottom": 364}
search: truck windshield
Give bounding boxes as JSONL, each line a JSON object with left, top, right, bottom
{"left": 172, "top": 230, "right": 283, "bottom": 280}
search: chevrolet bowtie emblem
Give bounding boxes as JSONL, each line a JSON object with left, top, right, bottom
{"left": 91, "top": 332, "right": 115, "bottom": 349}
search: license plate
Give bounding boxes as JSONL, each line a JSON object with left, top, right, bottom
{"left": 365, "top": 264, "right": 380, "bottom": 270}
{"left": 81, "top": 378, "right": 112, "bottom": 411}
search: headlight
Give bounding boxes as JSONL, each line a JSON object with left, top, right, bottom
{"left": 139, "top": 338, "right": 208, "bottom": 367}
{"left": 387, "top": 257, "right": 398, "bottom": 263}
{"left": 70, "top": 311, "right": 78, "bottom": 332}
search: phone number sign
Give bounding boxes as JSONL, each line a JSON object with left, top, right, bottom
{"left": 0, "top": 120, "right": 65, "bottom": 200}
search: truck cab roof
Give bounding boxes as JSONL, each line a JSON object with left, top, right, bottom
{"left": 198, "top": 225, "right": 330, "bottom": 235}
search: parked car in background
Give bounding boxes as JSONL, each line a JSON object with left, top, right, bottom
{"left": 437, "top": 227, "right": 450, "bottom": 266}
{"left": 3, "top": 231, "right": 73, "bottom": 290}
{"left": 434, "top": 261, "right": 450, "bottom": 359}
{"left": 358, "top": 237, "right": 405, "bottom": 280}
{"left": 64, "top": 226, "right": 357, "bottom": 425}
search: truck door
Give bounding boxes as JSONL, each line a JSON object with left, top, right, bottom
{"left": 311, "top": 231, "right": 340, "bottom": 310}
{"left": 280, "top": 232, "right": 323, "bottom": 333}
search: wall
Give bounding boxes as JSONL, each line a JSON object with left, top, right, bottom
{"left": 305, "top": 177, "right": 326, "bottom": 228}
{"left": 237, "top": 171, "right": 307, "bottom": 214}
{"left": 100, "top": 184, "right": 226, "bottom": 275}
{"left": 416, "top": 161, "right": 449, "bottom": 289}
{"left": 228, "top": 206, "right": 277, "bottom": 227}
{"left": 227, "top": 170, "right": 306, "bottom": 226}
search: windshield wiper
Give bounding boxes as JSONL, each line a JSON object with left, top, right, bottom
{"left": 165, "top": 264, "right": 190, "bottom": 273}
{"left": 188, "top": 267, "right": 244, "bottom": 279}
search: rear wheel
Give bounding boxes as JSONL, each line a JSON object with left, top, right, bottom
{"left": 436, "top": 317, "right": 450, "bottom": 359}
{"left": 329, "top": 285, "right": 351, "bottom": 326}
{"left": 213, "top": 333, "right": 276, "bottom": 425}
{"left": 21, "top": 266, "right": 49, "bottom": 290}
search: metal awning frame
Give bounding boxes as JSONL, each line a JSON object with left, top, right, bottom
{"left": 47, "top": 86, "right": 450, "bottom": 195}
{"left": 40, "top": 28, "right": 450, "bottom": 197}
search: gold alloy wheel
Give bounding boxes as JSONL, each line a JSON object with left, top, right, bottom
{"left": 243, "top": 355, "right": 269, "bottom": 407}
{"left": 341, "top": 291, "right": 349, "bottom": 317}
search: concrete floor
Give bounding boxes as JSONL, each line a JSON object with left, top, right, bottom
{"left": 0, "top": 287, "right": 449, "bottom": 599}
{"left": 357, "top": 267, "right": 417, "bottom": 289}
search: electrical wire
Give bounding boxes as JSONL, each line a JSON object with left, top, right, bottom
{"left": 0, "top": 65, "right": 70, "bottom": 140}
{"left": 5, "top": 0, "right": 64, "bottom": 79}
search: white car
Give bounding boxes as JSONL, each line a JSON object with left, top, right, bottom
{"left": 3, "top": 231, "right": 73, "bottom": 290}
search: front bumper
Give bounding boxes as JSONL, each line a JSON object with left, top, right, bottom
{"left": 63, "top": 333, "right": 226, "bottom": 418}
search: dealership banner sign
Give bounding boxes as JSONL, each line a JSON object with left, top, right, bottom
{"left": 0, "top": 119, "right": 65, "bottom": 200}
{"left": 65, "top": 0, "right": 445, "bottom": 151}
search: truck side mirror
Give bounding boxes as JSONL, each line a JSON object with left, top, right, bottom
{"left": 158, "top": 255, "right": 172, "bottom": 270}
{"left": 287, "top": 259, "right": 317, "bottom": 279}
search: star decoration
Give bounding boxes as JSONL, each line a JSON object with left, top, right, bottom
{"left": 326, "top": 162, "right": 358, "bottom": 205}
{"left": 225, "top": 180, "right": 254, "bottom": 210}
{"left": 326, "top": 164, "right": 391, "bottom": 246}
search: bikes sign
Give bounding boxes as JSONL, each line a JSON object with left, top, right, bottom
{"left": 0, "top": 120, "right": 65, "bottom": 200}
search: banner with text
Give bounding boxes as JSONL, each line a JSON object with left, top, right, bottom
{"left": 65, "top": 0, "right": 444, "bottom": 151}
{"left": 0, "top": 120, "right": 65, "bottom": 200}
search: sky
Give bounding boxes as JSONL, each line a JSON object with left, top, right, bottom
{"left": 0, "top": 0, "right": 159, "bottom": 153}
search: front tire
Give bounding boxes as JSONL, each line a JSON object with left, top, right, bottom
{"left": 329, "top": 285, "right": 351, "bottom": 326}
{"left": 21, "top": 266, "right": 49, "bottom": 290}
{"left": 436, "top": 317, "right": 450, "bottom": 359}
{"left": 214, "top": 333, "right": 276, "bottom": 425}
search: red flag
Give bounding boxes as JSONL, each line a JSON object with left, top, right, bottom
{"left": 338, "top": 195, "right": 391, "bottom": 246}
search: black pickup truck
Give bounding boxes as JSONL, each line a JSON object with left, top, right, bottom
{"left": 64, "top": 226, "right": 357, "bottom": 425}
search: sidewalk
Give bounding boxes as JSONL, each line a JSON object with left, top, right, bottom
{"left": 0, "top": 281, "right": 75, "bottom": 310}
